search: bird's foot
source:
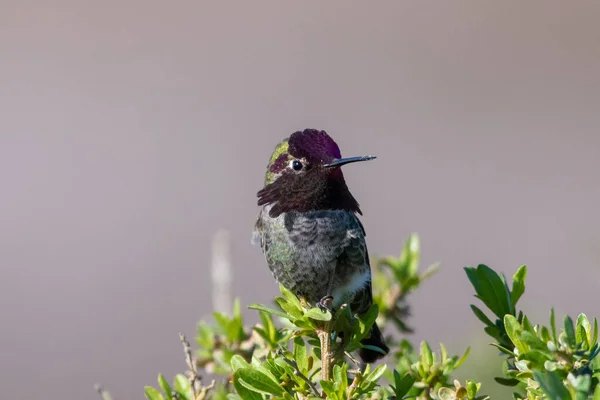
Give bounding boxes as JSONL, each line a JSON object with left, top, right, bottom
{"left": 318, "top": 295, "right": 334, "bottom": 313}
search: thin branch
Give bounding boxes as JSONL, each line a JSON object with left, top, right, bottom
{"left": 344, "top": 351, "right": 361, "bottom": 368}
{"left": 94, "top": 383, "right": 114, "bottom": 400}
{"left": 180, "top": 333, "right": 215, "bottom": 400}
{"left": 346, "top": 374, "right": 361, "bottom": 398}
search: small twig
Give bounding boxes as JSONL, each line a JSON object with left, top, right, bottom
{"left": 344, "top": 351, "right": 361, "bottom": 368}
{"left": 196, "top": 381, "right": 216, "bottom": 400}
{"left": 346, "top": 374, "right": 361, "bottom": 397}
{"left": 211, "top": 229, "right": 232, "bottom": 314}
{"left": 276, "top": 349, "right": 321, "bottom": 397}
{"left": 94, "top": 383, "right": 114, "bottom": 400}
{"left": 180, "top": 333, "right": 214, "bottom": 400}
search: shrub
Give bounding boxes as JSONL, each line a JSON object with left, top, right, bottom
{"left": 98, "top": 234, "right": 599, "bottom": 399}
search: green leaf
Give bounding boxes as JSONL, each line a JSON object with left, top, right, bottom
{"left": 567, "top": 373, "right": 591, "bottom": 393}
{"left": 232, "top": 370, "right": 263, "bottom": 400}
{"left": 550, "top": 308, "right": 558, "bottom": 344}
{"left": 494, "top": 377, "right": 520, "bottom": 387}
{"left": 173, "top": 375, "right": 192, "bottom": 400}
{"left": 522, "top": 315, "right": 534, "bottom": 334}
{"left": 470, "top": 305, "right": 495, "bottom": 327}
{"left": 564, "top": 315, "right": 576, "bottom": 348}
{"left": 290, "top": 316, "right": 312, "bottom": 329}
{"left": 236, "top": 368, "right": 285, "bottom": 396}
{"left": 593, "top": 318, "right": 599, "bottom": 348}
{"left": 533, "top": 370, "right": 571, "bottom": 400}
{"left": 511, "top": 266, "right": 527, "bottom": 307}
{"left": 576, "top": 314, "right": 591, "bottom": 349}
{"left": 333, "top": 363, "right": 348, "bottom": 393}
{"left": 500, "top": 273, "right": 515, "bottom": 315}
{"left": 490, "top": 342, "right": 517, "bottom": 356}
{"left": 454, "top": 346, "right": 471, "bottom": 369}
{"left": 592, "top": 384, "right": 600, "bottom": 400}
{"left": 440, "top": 343, "right": 448, "bottom": 363}
{"left": 401, "top": 276, "right": 421, "bottom": 292}
{"left": 233, "top": 298, "right": 241, "bottom": 319}
{"left": 227, "top": 299, "right": 245, "bottom": 341}
{"left": 144, "top": 387, "right": 165, "bottom": 400}
{"left": 484, "top": 325, "right": 501, "bottom": 341}
{"left": 391, "top": 370, "right": 415, "bottom": 397}
{"left": 304, "top": 308, "right": 332, "bottom": 321}
{"left": 466, "top": 380, "right": 479, "bottom": 398}
{"left": 231, "top": 354, "right": 251, "bottom": 371}
{"left": 258, "top": 311, "right": 278, "bottom": 344}
{"left": 157, "top": 374, "right": 172, "bottom": 399}
{"left": 293, "top": 337, "right": 308, "bottom": 374}
{"left": 365, "top": 364, "right": 387, "bottom": 383}
{"left": 275, "top": 297, "right": 304, "bottom": 319}
{"left": 214, "top": 312, "right": 232, "bottom": 332}
{"left": 465, "top": 267, "right": 482, "bottom": 300}
{"left": 504, "top": 315, "right": 528, "bottom": 354}
{"left": 403, "top": 233, "right": 420, "bottom": 277}
{"left": 356, "top": 304, "right": 380, "bottom": 340}
{"left": 252, "top": 326, "right": 269, "bottom": 342}
{"left": 420, "top": 341, "right": 433, "bottom": 370}
{"left": 332, "top": 364, "right": 342, "bottom": 386}
{"left": 250, "top": 356, "right": 280, "bottom": 384}
{"left": 279, "top": 284, "right": 303, "bottom": 311}
{"left": 476, "top": 264, "right": 512, "bottom": 318}
{"left": 320, "top": 381, "right": 338, "bottom": 400}
{"left": 520, "top": 349, "right": 553, "bottom": 365}
{"left": 273, "top": 358, "right": 295, "bottom": 380}
{"left": 196, "top": 322, "right": 214, "bottom": 349}
{"left": 520, "top": 331, "right": 549, "bottom": 352}
{"left": 540, "top": 326, "right": 552, "bottom": 343}
{"left": 247, "top": 304, "right": 290, "bottom": 320}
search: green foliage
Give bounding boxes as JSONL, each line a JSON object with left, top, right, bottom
{"left": 135, "top": 234, "right": 598, "bottom": 399}
{"left": 389, "top": 339, "right": 475, "bottom": 398}
{"left": 143, "top": 374, "right": 194, "bottom": 400}
{"left": 140, "top": 234, "right": 490, "bottom": 399}
{"left": 466, "top": 264, "right": 600, "bottom": 399}
{"left": 372, "top": 234, "right": 439, "bottom": 333}
{"left": 197, "top": 299, "right": 255, "bottom": 375}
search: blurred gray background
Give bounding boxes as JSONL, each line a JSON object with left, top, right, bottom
{"left": 1, "top": 1, "right": 599, "bottom": 398}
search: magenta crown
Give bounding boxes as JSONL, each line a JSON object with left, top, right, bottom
{"left": 287, "top": 129, "right": 342, "bottom": 162}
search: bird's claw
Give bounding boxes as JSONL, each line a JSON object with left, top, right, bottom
{"left": 318, "top": 295, "right": 334, "bottom": 313}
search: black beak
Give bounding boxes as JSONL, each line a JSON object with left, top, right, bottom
{"left": 323, "top": 155, "right": 376, "bottom": 168}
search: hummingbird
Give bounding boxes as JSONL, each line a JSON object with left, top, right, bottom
{"left": 252, "top": 128, "right": 389, "bottom": 363}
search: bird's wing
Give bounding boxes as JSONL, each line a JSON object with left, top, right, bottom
{"left": 345, "top": 213, "right": 374, "bottom": 316}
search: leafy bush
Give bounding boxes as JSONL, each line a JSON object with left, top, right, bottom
{"left": 97, "top": 234, "right": 599, "bottom": 399}
{"left": 466, "top": 264, "right": 600, "bottom": 399}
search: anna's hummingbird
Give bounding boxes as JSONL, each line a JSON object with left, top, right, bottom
{"left": 252, "top": 129, "right": 389, "bottom": 363}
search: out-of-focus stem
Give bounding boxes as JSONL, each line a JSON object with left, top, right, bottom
{"left": 211, "top": 229, "right": 232, "bottom": 314}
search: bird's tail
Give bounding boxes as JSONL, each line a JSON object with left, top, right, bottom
{"left": 359, "top": 321, "right": 389, "bottom": 363}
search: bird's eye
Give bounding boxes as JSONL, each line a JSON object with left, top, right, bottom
{"left": 291, "top": 160, "right": 303, "bottom": 171}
